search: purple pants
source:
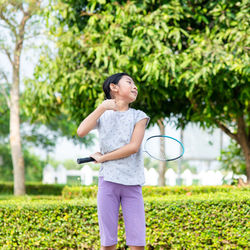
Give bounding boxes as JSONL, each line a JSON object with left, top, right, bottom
{"left": 97, "top": 177, "right": 146, "bottom": 246}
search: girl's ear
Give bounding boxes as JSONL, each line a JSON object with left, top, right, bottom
{"left": 110, "top": 83, "right": 118, "bottom": 92}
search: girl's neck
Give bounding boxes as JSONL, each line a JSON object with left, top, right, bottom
{"left": 115, "top": 99, "right": 129, "bottom": 111}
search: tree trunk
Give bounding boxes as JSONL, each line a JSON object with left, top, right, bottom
{"left": 243, "top": 147, "right": 250, "bottom": 184}
{"left": 157, "top": 118, "right": 166, "bottom": 186}
{"left": 10, "top": 46, "right": 25, "bottom": 196}
{"left": 218, "top": 115, "right": 250, "bottom": 184}
{"left": 236, "top": 116, "right": 250, "bottom": 184}
{"left": 177, "top": 128, "right": 184, "bottom": 185}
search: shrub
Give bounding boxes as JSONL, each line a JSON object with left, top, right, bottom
{"left": 0, "top": 191, "right": 249, "bottom": 249}
{"left": 62, "top": 184, "right": 249, "bottom": 199}
{"left": 0, "top": 182, "right": 65, "bottom": 195}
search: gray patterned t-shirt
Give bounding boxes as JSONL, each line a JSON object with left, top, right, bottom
{"left": 96, "top": 108, "right": 150, "bottom": 186}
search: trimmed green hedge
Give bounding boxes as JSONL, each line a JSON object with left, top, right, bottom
{"left": 0, "top": 191, "right": 249, "bottom": 249}
{"left": 0, "top": 182, "right": 65, "bottom": 195}
{"left": 1, "top": 183, "right": 248, "bottom": 198}
{"left": 62, "top": 184, "right": 250, "bottom": 199}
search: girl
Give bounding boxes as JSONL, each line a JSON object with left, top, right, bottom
{"left": 77, "top": 73, "right": 150, "bottom": 250}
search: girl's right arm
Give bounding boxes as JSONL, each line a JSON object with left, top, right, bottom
{"left": 77, "top": 99, "right": 116, "bottom": 137}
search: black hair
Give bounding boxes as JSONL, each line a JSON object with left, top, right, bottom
{"left": 103, "top": 72, "right": 132, "bottom": 99}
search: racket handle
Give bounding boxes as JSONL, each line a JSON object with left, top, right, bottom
{"left": 77, "top": 157, "right": 95, "bottom": 164}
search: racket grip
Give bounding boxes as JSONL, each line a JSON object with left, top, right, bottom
{"left": 77, "top": 157, "right": 95, "bottom": 164}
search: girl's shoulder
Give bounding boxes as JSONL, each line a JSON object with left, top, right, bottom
{"left": 130, "top": 108, "right": 150, "bottom": 126}
{"left": 130, "top": 108, "right": 148, "bottom": 116}
{"left": 129, "top": 107, "right": 144, "bottom": 113}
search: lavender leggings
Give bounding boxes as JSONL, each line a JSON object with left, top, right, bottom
{"left": 97, "top": 177, "right": 146, "bottom": 246}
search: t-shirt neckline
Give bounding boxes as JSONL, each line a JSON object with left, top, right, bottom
{"left": 115, "top": 108, "right": 131, "bottom": 113}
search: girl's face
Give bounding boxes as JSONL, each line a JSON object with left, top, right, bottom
{"left": 114, "top": 75, "right": 138, "bottom": 103}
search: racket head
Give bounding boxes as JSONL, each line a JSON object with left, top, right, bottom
{"left": 144, "top": 135, "right": 184, "bottom": 161}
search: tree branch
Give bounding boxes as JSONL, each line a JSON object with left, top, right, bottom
{"left": 0, "top": 45, "right": 13, "bottom": 65}
{"left": 0, "top": 71, "right": 10, "bottom": 108}
{"left": 0, "top": 12, "right": 17, "bottom": 38}
{"left": 80, "top": 11, "right": 102, "bottom": 18}
{"left": 0, "top": 22, "right": 10, "bottom": 30}
{"left": 15, "top": 7, "right": 32, "bottom": 53}
{"left": 215, "top": 120, "right": 239, "bottom": 143}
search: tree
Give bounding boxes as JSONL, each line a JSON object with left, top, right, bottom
{"left": 0, "top": 0, "right": 44, "bottom": 195}
{"left": 25, "top": 0, "right": 250, "bottom": 183}
{"left": 24, "top": 0, "right": 191, "bottom": 185}
{"left": 177, "top": 0, "right": 250, "bottom": 182}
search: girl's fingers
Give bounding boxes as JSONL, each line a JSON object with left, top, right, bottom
{"left": 90, "top": 152, "right": 103, "bottom": 163}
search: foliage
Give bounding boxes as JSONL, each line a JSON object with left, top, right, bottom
{"left": 24, "top": 149, "right": 46, "bottom": 182}
{"left": 0, "top": 90, "right": 56, "bottom": 153}
{"left": 61, "top": 184, "right": 249, "bottom": 199}
{"left": 25, "top": 0, "right": 249, "bottom": 124}
{"left": 0, "top": 144, "right": 12, "bottom": 181}
{"left": 0, "top": 0, "right": 47, "bottom": 196}
{"left": 23, "top": 0, "right": 194, "bottom": 126}
{"left": 0, "top": 182, "right": 65, "bottom": 195}
{"left": 0, "top": 92, "right": 9, "bottom": 141}
{"left": 0, "top": 143, "right": 45, "bottom": 182}
{"left": 0, "top": 0, "right": 94, "bottom": 164}
{"left": 62, "top": 158, "right": 84, "bottom": 170}
{"left": 0, "top": 190, "right": 249, "bottom": 248}
{"left": 24, "top": 0, "right": 250, "bottom": 181}
{"left": 144, "top": 156, "right": 158, "bottom": 170}
{"left": 218, "top": 140, "right": 246, "bottom": 176}
{"left": 177, "top": 0, "right": 249, "bottom": 128}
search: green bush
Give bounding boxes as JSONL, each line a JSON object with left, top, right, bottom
{"left": 0, "top": 191, "right": 249, "bottom": 249}
{"left": 62, "top": 184, "right": 250, "bottom": 199}
{"left": 62, "top": 185, "right": 98, "bottom": 199}
{"left": 0, "top": 182, "right": 65, "bottom": 195}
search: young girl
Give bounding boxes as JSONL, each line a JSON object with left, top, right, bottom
{"left": 77, "top": 73, "right": 150, "bottom": 250}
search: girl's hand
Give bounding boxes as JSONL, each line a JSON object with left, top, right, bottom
{"left": 90, "top": 152, "right": 104, "bottom": 163}
{"left": 99, "top": 99, "right": 117, "bottom": 111}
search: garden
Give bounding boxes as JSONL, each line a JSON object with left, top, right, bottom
{"left": 0, "top": 184, "right": 249, "bottom": 249}
{"left": 0, "top": 0, "right": 249, "bottom": 249}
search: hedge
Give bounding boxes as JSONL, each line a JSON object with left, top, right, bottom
{"left": 0, "top": 182, "right": 65, "bottom": 196}
{"left": 62, "top": 184, "right": 250, "bottom": 199}
{"left": 1, "top": 183, "right": 248, "bottom": 198}
{"left": 0, "top": 191, "right": 249, "bottom": 249}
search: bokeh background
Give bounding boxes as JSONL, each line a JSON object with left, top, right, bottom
{"left": 1, "top": 0, "right": 249, "bottom": 191}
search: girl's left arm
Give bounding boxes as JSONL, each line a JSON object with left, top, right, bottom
{"left": 91, "top": 118, "right": 148, "bottom": 163}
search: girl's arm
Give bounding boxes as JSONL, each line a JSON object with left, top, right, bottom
{"left": 91, "top": 118, "right": 148, "bottom": 163}
{"left": 77, "top": 100, "right": 117, "bottom": 137}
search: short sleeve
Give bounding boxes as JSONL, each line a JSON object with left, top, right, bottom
{"left": 95, "top": 117, "right": 100, "bottom": 129}
{"left": 135, "top": 110, "right": 150, "bottom": 127}
{"left": 93, "top": 115, "right": 101, "bottom": 130}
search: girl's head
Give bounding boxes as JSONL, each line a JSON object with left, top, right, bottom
{"left": 103, "top": 73, "right": 138, "bottom": 103}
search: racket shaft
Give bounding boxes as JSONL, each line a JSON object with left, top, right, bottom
{"left": 77, "top": 157, "right": 95, "bottom": 164}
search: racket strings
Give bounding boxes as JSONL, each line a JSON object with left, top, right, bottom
{"left": 159, "top": 137, "right": 167, "bottom": 160}
{"left": 144, "top": 136, "right": 184, "bottom": 161}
